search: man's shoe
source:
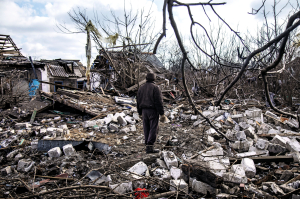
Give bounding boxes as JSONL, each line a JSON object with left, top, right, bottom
{"left": 146, "top": 145, "right": 159, "bottom": 154}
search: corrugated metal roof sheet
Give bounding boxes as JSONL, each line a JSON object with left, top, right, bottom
{"left": 138, "top": 53, "right": 164, "bottom": 69}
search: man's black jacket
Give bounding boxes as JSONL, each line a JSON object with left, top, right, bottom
{"left": 137, "top": 81, "right": 164, "bottom": 116}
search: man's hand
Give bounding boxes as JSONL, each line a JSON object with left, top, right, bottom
{"left": 160, "top": 115, "right": 169, "bottom": 123}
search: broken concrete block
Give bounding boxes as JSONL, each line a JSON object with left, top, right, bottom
{"left": 1, "top": 166, "right": 12, "bottom": 175}
{"left": 230, "top": 164, "right": 246, "bottom": 177}
{"left": 223, "top": 172, "right": 247, "bottom": 184}
{"left": 192, "top": 179, "right": 215, "bottom": 195}
{"left": 103, "top": 115, "right": 113, "bottom": 124}
{"left": 236, "top": 131, "right": 247, "bottom": 141}
{"left": 239, "top": 122, "right": 249, "bottom": 130}
{"left": 63, "top": 144, "right": 76, "bottom": 156}
{"left": 207, "top": 161, "right": 227, "bottom": 177}
{"left": 286, "top": 139, "right": 300, "bottom": 152}
{"left": 132, "top": 112, "right": 140, "bottom": 121}
{"left": 292, "top": 152, "right": 300, "bottom": 163}
{"left": 128, "top": 161, "right": 148, "bottom": 176}
{"left": 156, "top": 158, "right": 168, "bottom": 169}
{"left": 162, "top": 151, "right": 178, "bottom": 169}
{"left": 244, "top": 126, "right": 256, "bottom": 139}
{"left": 125, "top": 115, "right": 136, "bottom": 124}
{"left": 15, "top": 153, "right": 23, "bottom": 161}
{"left": 117, "top": 115, "right": 127, "bottom": 126}
{"left": 129, "top": 125, "right": 136, "bottom": 132}
{"left": 241, "top": 158, "right": 256, "bottom": 178}
{"left": 280, "top": 170, "right": 293, "bottom": 182}
{"left": 170, "top": 166, "right": 182, "bottom": 180}
{"left": 229, "top": 139, "right": 253, "bottom": 152}
{"left": 265, "top": 111, "right": 280, "bottom": 120}
{"left": 262, "top": 182, "right": 285, "bottom": 195}
{"left": 271, "top": 135, "right": 288, "bottom": 147}
{"left": 17, "top": 159, "right": 32, "bottom": 172}
{"left": 170, "top": 179, "right": 188, "bottom": 194}
{"left": 48, "top": 147, "right": 62, "bottom": 157}
{"left": 109, "top": 182, "right": 132, "bottom": 194}
{"left": 206, "top": 128, "right": 217, "bottom": 135}
{"left": 120, "top": 127, "right": 130, "bottom": 134}
{"left": 256, "top": 139, "right": 269, "bottom": 150}
{"left": 109, "top": 123, "right": 119, "bottom": 132}
{"left": 268, "top": 143, "right": 286, "bottom": 154}
{"left": 101, "top": 126, "right": 109, "bottom": 134}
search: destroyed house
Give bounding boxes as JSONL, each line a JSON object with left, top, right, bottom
{"left": 41, "top": 59, "right": 86, "bottom": 92}
{"left": 91, "top": 50, "right": 171, "bottom": 93}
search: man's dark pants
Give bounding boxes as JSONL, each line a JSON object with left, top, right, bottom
{"left": 142, "top": 109, "right": 159, "bottom": 146}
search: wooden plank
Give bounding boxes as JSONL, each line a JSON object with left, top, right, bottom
{"left": 30, "top": 108, "right": 37, "bottom": 124}
{"left": 0, "top": 50, "right": 19, "bottom": 53}
{"left": 57, "top": 89, "right": 80, "bottom": 99}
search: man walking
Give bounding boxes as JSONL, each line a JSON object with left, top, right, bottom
{"left": 137, "top": 73, "right": 165, "bottom": 153}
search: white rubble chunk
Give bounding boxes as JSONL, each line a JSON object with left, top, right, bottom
{"left": 15, "top": 122, "right": 32, "bottom": 129}
{"left": 206, "top": 128, "right": 217, "bottom": 135}
{"left": 265, "top": 111, "right": 280, "bottom": 120}
{"left": 48, "top": 147, "right": 62, "bottom": 157}
{"left": 192, "top": 179, "right": 215, "bottom": 195}
{"left": 170, "top": 179, "right": 188, "bottom": 194}
{"left": 191, "top": 115, "right": 198, "bottom": 120}
{"left": 125, "top": 115, "right": 136, "bottom": 124}
{"left": 128, "top": 161, "right": 148, "bottom": 176}
{"left": 162, "top": 151, "right": 178, "bottom": 169}
{"left": 112, "top": 112, "right": 121, "bottom": 123}
{"left": 223, "top": 172, "right": 247, "bottom": 184}
{"left": 129, "top": 125, "right": 136, "bottom": 132}
{"left": 63, "top": 144, "right": 76, "bottom": 156}
{"left": 286, "top": 139, "right": 300, "bottom": 152}
{"left": 117, "top": 116, "right": 127, "bottom": 126}
{"left": 170, "top": 166, "right": 182, "bottom": 180}
{"left": 230, "top": 164, "right": 246, "bottom": 177}
{"left": 132, "top": 112, "right": 140, "bottom": 121}
{"left": 83, "top": 120, "right": 97, "bottom": 128}
{"left": 120, "top": 127, "right": 130, "bottom": 134}
{"left": 241, "top": 158, "right": 256, "bottom": 178}
{"left": 109, "top": 182, "right": 132, "bottom": 194}
{"left": 207, "top": 161, "right": 227, "bottom": 177}
{"left": 256, "top": 139, "right": 269, "bottom": 150}
{"left": 6, "top": 149, "right": 20, "bottom": 159}
{"left": 268, "top": 129, "right": 280, "bottom": 134}
{"left": 103, "top": 115, "right": 113, "bottom": 124}
{"left": 271, "top": 135, "right": 289, "bottom": 147}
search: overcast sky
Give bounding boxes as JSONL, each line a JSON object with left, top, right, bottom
{"left": 0, "top": 0, "right": 298, "bottom": 65}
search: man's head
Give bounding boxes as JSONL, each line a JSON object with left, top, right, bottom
{"left": 146, "top": 73, "right": 156, "bottom": 82}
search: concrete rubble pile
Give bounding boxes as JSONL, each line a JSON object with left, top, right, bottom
{"left": 1, "top": 94, "right": 300, "bottom": 198}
